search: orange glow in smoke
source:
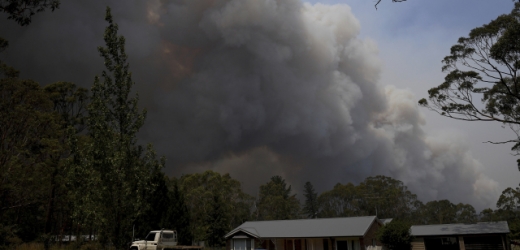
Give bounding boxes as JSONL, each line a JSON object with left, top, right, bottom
{"left": 158, "top": 41, "right": 205, "bottom": 89}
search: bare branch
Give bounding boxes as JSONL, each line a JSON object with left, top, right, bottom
{"left": 484, "top": 140, "right": 519, "bottom": 144}
{"left": 375, "top": 0, "right": 407, "bottom": 9}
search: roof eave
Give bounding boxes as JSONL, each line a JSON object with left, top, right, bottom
{"left": 225, "top": 228, "right": 260, "bottom": 239}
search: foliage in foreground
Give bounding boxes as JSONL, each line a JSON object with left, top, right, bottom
{"left": 376, "top": 220, "right": 413, "bottom": 250}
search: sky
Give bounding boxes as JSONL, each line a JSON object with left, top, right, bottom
{"left": 0, "top": 0, "right": 519, "bottom": 211}
{"left": 323, "top": 0, "right": 520, "bottom": 204}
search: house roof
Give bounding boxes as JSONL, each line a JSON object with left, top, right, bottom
{"left": 411, "top": 221, "right": 510, "bottom": 236}
{"left": 225, "top": 216, "right": 379, "bottom": 239}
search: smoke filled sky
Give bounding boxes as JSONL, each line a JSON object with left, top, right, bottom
{"left": 1, "top": 0, "right": 519, "bottom": 210}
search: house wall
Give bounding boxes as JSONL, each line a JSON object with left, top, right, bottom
{"left": 261, "top": 238, "right": 364, "bottom": 250}
{"left": 360, "top": 220, "right": 382, "bottom": 249}
{"left": 306, "top": 238, "right": 326, "bottom": 250}
{"left": 458, "top": 236, "right": 465, "bottom": 250}
{"left": 334, "top": 238, "right": 361, "bottom": 250}
{"left": 410, "top": 237, "right": 425, "bottom": 250}
{"left": 412, "top": 234, "right": 509, "bottom": 250}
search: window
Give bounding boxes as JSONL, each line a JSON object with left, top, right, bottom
{"left": 464, "top": 236, "right": 503, "bottom": 250}
{"left": 336, "top": 240, "right": 348, "bottom": 250}
{"left": 424, "top": 237, "right": 459, "bottom": 250}
{"left": 145, "top": 233, "right": 156, "bottom": 241}
{"left": 162, "top": 233, "right": 174, "bottom": 241}
{"left": 235, "top": 239, "right": 249, "bottom": 250}
{"left": 323, "top": 239, "right": 329, "bottom": 250}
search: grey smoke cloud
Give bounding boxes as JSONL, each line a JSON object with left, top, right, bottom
{"left": 0, "top": 0, "right": 499, "bottom": 209}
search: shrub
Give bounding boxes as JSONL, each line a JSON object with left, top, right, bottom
{"left": 376, "top": 220, "right": 413, "bottom": 250}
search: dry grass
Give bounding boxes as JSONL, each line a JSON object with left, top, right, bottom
{"left": 11, "top": 242, "right": 110, "bottom": 250}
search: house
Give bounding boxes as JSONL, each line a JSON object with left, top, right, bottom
{"left": 225, "top": 216, "right": 383, "bottom": 250}
{"left": 410, "top": 221, "right": 510, "bottom": 250}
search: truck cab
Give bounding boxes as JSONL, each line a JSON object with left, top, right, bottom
{"left": 130, "top": 229, "right": 178, "bottom": 250}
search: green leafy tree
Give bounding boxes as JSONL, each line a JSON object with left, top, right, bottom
{"left": 318, "top": 176, "right": 423, "bottom": 221}
{"left": 0, "top": 39, "right": 87, "bottom": 248}
{"left": 257, "top": 176, "right": 300, "bottom": 220}
{"left": 481, "top": 185, "right": 520, "bottom": 240}
{"left": 69, "top": 7, "right": 164, "bottom": 249}
{"left": 419, "top": 2, "right": 520, "bottom": 167}
{"left": 133, "top": 172, "right": 171, "bottom": 239}
{"left": 41, "top": 82, "right": 88, "bottom": 250}
{"left": 495, "top": 186, "right": 520, "bottom": 239}
{"left": 303, "top": 182, "right": 319, "bottom": 218}
{"left": 1, "top": 0, "right": 60, "bottom": 72}
{"left": 480, "top": 208, "right": 499, "bottom": 222}
{"left": 318, "top": 183, "right": 363, "bottom": 218}
{"left": 376, "top": 220, "right": 413, "bottom": 250}
{"left": 357, "top": 176, "right": 421, "bottom": 221}
{"left": 44, "top": 82, "right": 88, "bottom": 132}
{"left": 420, "top": 200, "right": 457, "bottom": 224}
{"left": 414, "top": 200, "right": 475, "bottom": 225}
{"left": 497, "top": 187, "right": 520, "bottom": 215}
{"left": 179, "top": 171, "right": 253, "bottom": 243}
{"left": 162, "top": 179, "right": 192, "bottom": 245}
{"left": 206, "top": 194, "right": 228, "bottom": 248}
{"left": 455, "top": 203, "right": 477, "bottom": 223}
{"left": 0, "top": 67, "right": 60, "bottom": 245}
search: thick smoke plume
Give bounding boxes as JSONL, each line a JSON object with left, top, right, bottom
{"left": 0, "top": 0, "right": 499, "bottom": 209}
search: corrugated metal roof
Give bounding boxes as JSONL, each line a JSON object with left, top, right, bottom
{"left": 225, "top": 216, "right": 378, "bottom": 239}
{"left": 411, "top": 221, "right": 510, "bottom": 236}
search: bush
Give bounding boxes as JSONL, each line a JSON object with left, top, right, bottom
{"left": 376, "top": 220, "right": 413, "bottom": 250}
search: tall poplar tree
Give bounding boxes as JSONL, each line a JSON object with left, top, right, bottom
{"left": 69, "top": 7, "right": 164, "bottom": 249}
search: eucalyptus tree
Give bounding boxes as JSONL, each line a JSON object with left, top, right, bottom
{"left": 357, "top": 176, "right": 421, "bottom": 221}
{"left": 0, "top": 66, "right": 60, "bottom": 244}
{"left": 318, "top": 182, "right": 362, "bottom": 218}
{"left": 419, "top": 2, "right": 520, "bottom": 167}
{"left": 178, "top": 171, "right": 253, "bottom": 243}
{"left": 257, "top": 176, "right": 301, "bottom": 220}
{"left": 415, "top": 200, "right": 475, "bottom": 225}
{"left": 41, "top": 82, "right": 87, "bottom": 249}
{"left": 0, "top": 21, "right": 87, "bottom": 250}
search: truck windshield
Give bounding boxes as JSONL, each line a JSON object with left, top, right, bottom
{"left": 145, "top": 233, "right": 156, "bottom": 241}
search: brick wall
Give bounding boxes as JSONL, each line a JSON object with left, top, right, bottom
{"left": 360, "top": 220, "right": 382, "bottom": 249}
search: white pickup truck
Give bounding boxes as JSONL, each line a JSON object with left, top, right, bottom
{"left": 129, "top": 230, "right": 203, "bottom": 250}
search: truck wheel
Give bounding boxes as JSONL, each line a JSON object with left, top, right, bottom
{"left": 130, "top": 247, "right": 138, "bottom": 250}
